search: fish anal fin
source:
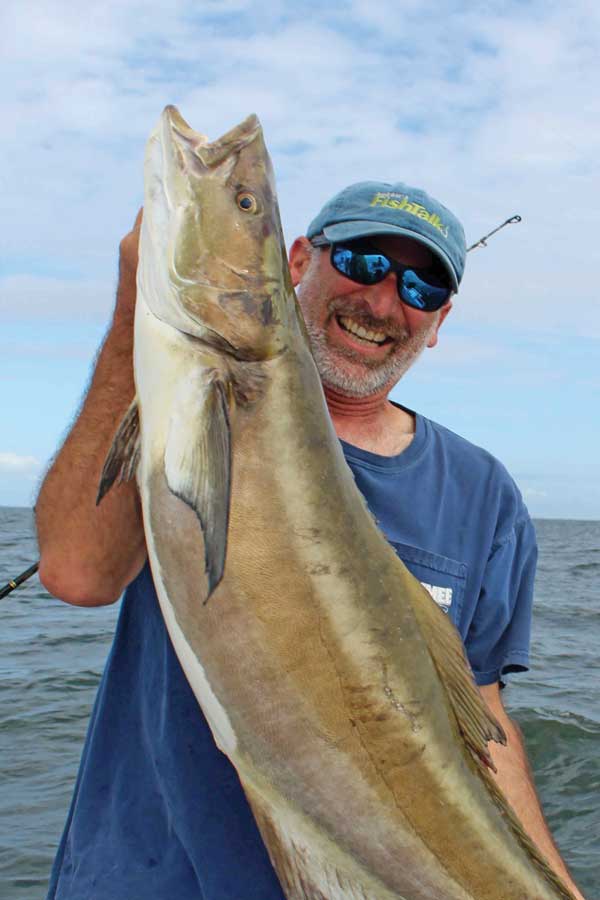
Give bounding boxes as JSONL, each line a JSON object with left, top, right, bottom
{"left": 410, "top": 587, "right": 506, "bottom": 766}
{"left": 96, "top": 398, "right": 141, "bottom": 505}
{"left": 164, "top": 373, "right": 231, "bottom": 598}
{"left": 478, "top": 759, "right": 578, "bottom": 900}
{"left": 411, "top": 590, "right": 578, "bottom": 898}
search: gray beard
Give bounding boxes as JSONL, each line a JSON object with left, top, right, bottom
{"left": 304, "top": 317, "right": 435, "bottom": 399}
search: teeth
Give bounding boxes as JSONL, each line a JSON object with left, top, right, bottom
{"left": 339, "top": 316, "right": 387, "bottom": 344}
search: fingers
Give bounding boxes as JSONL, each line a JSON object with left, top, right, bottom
{"left": 119, "top": 207, "right": 144, "bottom": 278}
{"left": 115, "top": 207, "right": 144, "bottom": 319}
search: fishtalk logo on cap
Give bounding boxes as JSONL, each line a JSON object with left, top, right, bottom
{"left": 307, "top": 181, "right": 466, "bottom": 291}
{"left": 370, "top": 191, "right": 450, "bottom": 238}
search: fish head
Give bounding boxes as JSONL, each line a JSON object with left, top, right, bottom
{"left": 140, "top": 105, "right": 295, "bottom": 360}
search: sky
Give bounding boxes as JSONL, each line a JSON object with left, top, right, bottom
{"left": 1, "top": 0, "right": 599, "bottom": 518}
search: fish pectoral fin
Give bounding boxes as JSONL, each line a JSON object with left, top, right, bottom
{"left": 164, "top": 373, "right": 231, "bottom": 597}
{"left": 411, "top": 587, "right": 506, "bottom": 770}
{"left": 96, "top": 398, "right": 141, "bottom": 505}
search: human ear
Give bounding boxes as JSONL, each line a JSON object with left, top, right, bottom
{"left": 427, "top": 299, "right": 453, "bottom": 348}
{"left": 288, "top": 237, "right": 313, "bottom": 287}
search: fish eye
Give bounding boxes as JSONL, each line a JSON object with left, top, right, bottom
{"left": 236, "top": 191, "right": 258, "bottom": 213}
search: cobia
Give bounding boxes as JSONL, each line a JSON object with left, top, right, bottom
{"left": 99, "top": 106, "right": 575, "bottom": 900}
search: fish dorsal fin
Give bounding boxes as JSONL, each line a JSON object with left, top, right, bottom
{"left": 164, "top": 372, "right": 231, "bottom": 598}
{"left": 410, "top": 588, "right": 577, "bottom": 899}
{"left": 96, "top": 398, "right": 141, "bottom": 504}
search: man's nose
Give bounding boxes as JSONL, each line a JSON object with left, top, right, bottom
{"left": 365, "top": 272, "right": 402, "bottom": 319}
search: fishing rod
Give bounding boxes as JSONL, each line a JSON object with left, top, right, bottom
{"left": 466, "top": 214, "right": 522, "bottom": 252}
{"left": 0, "top": 562, "right": 39, "bottom": 599}
{"left": 3, "top": 216, "right": 522, "bottom": 601}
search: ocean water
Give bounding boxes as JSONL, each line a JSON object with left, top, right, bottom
{"left": 0, "top": 507, "right": 598, "bottom": 899}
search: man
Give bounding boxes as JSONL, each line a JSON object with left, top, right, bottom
{"left": 37, "top": 181, "right": 584, "bottom": 899}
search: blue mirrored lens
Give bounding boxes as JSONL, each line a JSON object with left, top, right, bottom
{"left": 332, "top": 247, "right": 391, "bottom": 284}
{"left": 400, "top": 270, "right": 449, "bottom": 310}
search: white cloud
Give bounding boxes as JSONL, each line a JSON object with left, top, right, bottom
{"left": 3, "top": 2, "right": 598, "bottom": 327}
{"left": 3, "top": 1, "right": 598, "bottom": 313}
{"left": 0, "top": 274, "right": 115, "bottom": 321}
{"left": 2, "top": 0, "right": 599, "bottom": 519}
{"left": 0, "top": 453, "right": 41, "bottom": 473}
{"left": 523, "top": 487, "right": 549, "bottom": 500}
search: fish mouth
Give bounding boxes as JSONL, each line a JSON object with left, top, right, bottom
{"left": 164, "top": 104, "right": 210, "bottom": 146}
{"left": 163, "top": 105, "right": 261, "bottom": 172}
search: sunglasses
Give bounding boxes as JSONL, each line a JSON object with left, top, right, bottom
{"left": 311, "top": 237, "right": 452, "bottom": 312}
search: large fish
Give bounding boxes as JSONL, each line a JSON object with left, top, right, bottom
{"left": 99, "top": 106, "right": 575, "bottom": 900}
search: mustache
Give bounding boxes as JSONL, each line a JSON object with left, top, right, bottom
{"left": 327, "top": 297, "right": 409, "bottom": 340}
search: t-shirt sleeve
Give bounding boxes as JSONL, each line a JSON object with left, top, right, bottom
{"left": 466, "top": 514, "right": 538, "bottom": 686}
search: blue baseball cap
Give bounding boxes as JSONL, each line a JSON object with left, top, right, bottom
{"left": 307, "top": 181, "right": 466, "bottom": 291}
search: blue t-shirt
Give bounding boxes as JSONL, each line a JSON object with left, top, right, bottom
{"left": 47, "top": 413, "right": 537, "bottom": 900}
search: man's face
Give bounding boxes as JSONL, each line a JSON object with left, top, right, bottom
{"left": 289, "top": 234, "right": 453, "bottom": 399}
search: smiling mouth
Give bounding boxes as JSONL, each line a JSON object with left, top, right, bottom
{"left": 336, "top": 315, "right": 392, "bottom": 347}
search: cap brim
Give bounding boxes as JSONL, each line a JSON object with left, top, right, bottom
{"left": 322, "top": 221, "right": 459, "bottom": 292}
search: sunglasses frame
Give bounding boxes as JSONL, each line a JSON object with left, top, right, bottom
{"left": 310, "top": 236, "right": 453, "bottom": 313}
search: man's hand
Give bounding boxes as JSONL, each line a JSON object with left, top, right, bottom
{"left": 115, "top": 208, "right": 143, "bottom": 322}
{"left": 480, "top": 683, "right": 586, "bottom": 900}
